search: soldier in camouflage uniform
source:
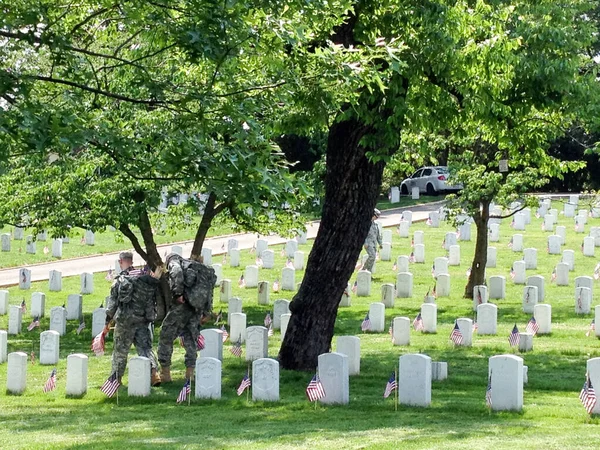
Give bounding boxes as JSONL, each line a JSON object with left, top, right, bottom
{"left": 106, "top": 251, "right": 162, "bottom": 386}
{"left": 362, "top": 209, "right": 383, "bottom": 273}
{"left": 158, "top": 253, "right": 216, "bottom": 382}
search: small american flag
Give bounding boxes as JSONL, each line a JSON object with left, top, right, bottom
{"left": 580, "top": 373, "right": 597, "bottom": 415}
{"left": 264, "top": 312, "right": 272, "bottom": 328}
{"left": 43, "top": 368, "right": 57, "bottom": 393}
{"left": 508, "top": 324, "right": 520, "bottom": 346}
{"left": 351, "top": 281, "right": 357, "bottom": 294}
{"left": 441, "top": 238, "right": 445, "bottom": 249}
{"left": 432, "top": 285, "right": 437, "bottom": 298}
{"left": 510, "top": 266, "right": 516, "bottom": 280}
{"left": 220, "top": 325, "right": 229, "bottom": 342}
{"left": 238, "top": 274, "right": 246, "bottom": 288}
{"left": 383, "top": 373, "right": 397, "bottom": 399}
{"left": 510, "top": 217, "right": 515, "bottom": 228}
{"left": 280, "top": 246, "right": 286, "bottom": 257}
{"left": 100, "top": 372, "right": 121, "bottom": 398}
{"left": 466, "top": 267, "right": 472, "bottom": 278}
{"left": 361, "top": 312, "right": 371, "bottom": 332}
{"left": 473, "top": 321, "right": 478, "bottom": 332}
{"left": 526, "top": 317, "right": 539, "bottom": 336}
{"left": 237, "top": 372, "right": 251, "bottom": 396}
{"left": 30, "top": 351, "right": 35, "bottom": 365}
{"left": 221, "top": 243, "right": 226, "bottom": 251}
{"left": 508, "top": 237, "right": 513, "bottom": 248}
{"left": 43, "top": 246, "right": 49, "bottom": 255}
{"left": 255, "top": 257, "right": 263, "bottom": 267}
{"left": 306, "top": 374, "right": 326, "bottom": 402}
{"left": 273, "top": 279, "right": 280, "bottom": 292}
{"left": 426, "top": 217, "right": 432, "bottom": 226}
{"left": 177, "top": 379, "right": 191, "bottom": 404}
{"left": 214, "top": 309, "right": 223, "bottom": 325}
{"left": 230, "top": 339, "right": 242, "bottom": 357}
{"left": 486, "top": 374, "right": 493, "bottom": 408}
{"left": 413, "top": 313, "right": 424, "bottom": 331}
{"left": 196, "top": 334, "right": 205, "bottom": 350}
{"left": 408, "top": 252, "right": 415, "bottom": 263}
{"left": 550, "top": 268, "right": 556, "bottom": 283}
{"left": 586, "top": 319, "right": 595, "bottom": 337}
{"left": 431, "top": 263, "right": 436, "bottom": 278}
{"left": 20, "top": 299, "right": 27, "bottom": 314}
{"left": 268, "top": 324, "right": 274, "bottom": 337}
{"left": 105, "top": 269, "right": 114, "bottom": 282}
{"left": 286, "top": 259, "right": 294, "bottom": 269}
{"left": 411, "top": 237, "right": 414, "bottom": 247}
{"left": 76, "top": 320, "right": 86, "bottom": 335}
{"left": 541, "top": 222, "right": 546, "bottom": 231}
{"left": 476, "top": 288, "right": 483, "bottom": 305}
{"left": 27, "top": 317, "right": 40, "bottom": 331}
{"left": 450, "top": 322, "right": 463, "bottom": 345}
{"left": 392, "top": 262, "right": 397, "bottom": 271}
{"left": 91, "top": 330, "right": 106, "bottom": 356}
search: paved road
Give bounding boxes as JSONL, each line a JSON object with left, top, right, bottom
{"left": 0, "top": 202, "right": 443, "bottom": 287}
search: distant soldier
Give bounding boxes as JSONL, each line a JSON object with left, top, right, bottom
{"left": 362, "top": 209, "right": 382, "bottom": 273}
{"left": 105, "top": 251, "right": 162, "bottom": 386}
{"left": 158, "top": 253, "right": 216, "bottom": 382}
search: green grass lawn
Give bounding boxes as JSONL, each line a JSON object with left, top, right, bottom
{"left": 1, "top": 201, "right": 600, "bottom": 449}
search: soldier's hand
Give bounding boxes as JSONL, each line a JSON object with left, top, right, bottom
{"left": 150, "top": 265, "right": 164, "bottom": 279}
{"left": 102, "top": 324, "right": 111, "bottom": 335}
{"left": 200, "top": 314, "right": 212, "bottom": 325}
{"left": 176, "top": 295, "right": 185, "bottom": 304}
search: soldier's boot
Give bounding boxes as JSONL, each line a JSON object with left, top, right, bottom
{"left": 151, "top": 369, "right": 162, "bottom": 387}
{"left": 160, "top": 366, "right": 172, "bottom": 383}
{"left": 185, "top": 366, "right": 194, "bottom": 381}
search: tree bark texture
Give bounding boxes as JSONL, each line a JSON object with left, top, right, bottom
{"left": 190, "top": 191, "right": 218, "bottom": 261}
{"left": 278, "top": 118, "right": 384, "bottom": 371}
{"left": 464, "top": 200, "right": 490, "bottom": 298}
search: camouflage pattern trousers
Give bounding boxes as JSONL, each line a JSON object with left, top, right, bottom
{"left": 363, "top": 244, "right": 377, "bottom": 272}
{"left": 111, "top": 318, "right": 158, "bottom": 378}
{"left": 158, "top": 303, "right": 201, "bottom": 369}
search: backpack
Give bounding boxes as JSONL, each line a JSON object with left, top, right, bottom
{"left": 180, "top": 259, "right": 217, "bottom": 313}
{"left": 116, "top": 272, "right": 159, "bottom": 322}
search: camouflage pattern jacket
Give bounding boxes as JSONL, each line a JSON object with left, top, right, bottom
{"left": 166, "top": 253, "right": 217, "bottom": 314}
{"left": 106, "top": 267, "right": 159, "bottom": 324}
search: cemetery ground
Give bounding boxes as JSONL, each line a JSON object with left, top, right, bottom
{"left": 1, "top": 200, "right": 600, "bottom": 449}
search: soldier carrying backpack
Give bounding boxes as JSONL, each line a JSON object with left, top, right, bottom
{"left": 158, "top": 252, "right": 216, "bottom": 382}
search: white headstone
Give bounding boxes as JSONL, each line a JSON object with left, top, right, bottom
{"left": 171, "top": 245, "right": 183, "bottom": 256}
{"left": 273, "top": 300, "right": 290, "bottom": 330}
{"left": 380, "top": 242, "right": 392, "bottom": 262}
{"left": 220, "top": 279, "right": 231, "bottom": 303}
{"left": 252, "top": 358, "right": 279, "bottom": 402}
{"left": 285, "top": 239, "right": 298, "bottom": 258}
{"left": 428, "top": 211, "right": 440, "bottom": 228}
{"left": 382, "top": 229, "right": 393, "bottom": 244}
{"left": 488, "top": 355, "right": 523, "bottom": 411}
{"left": 50, "top": 306, "right": 67, "bottom": 336}
{"left": 280, "top": 313, "right": 291, "bottom": 341}
{"left": 547, "top": 235, "right": 560, "bottom": 255}
{"left": 7, "top": 352, "right": 28, "bottom": 394}
{"left": 527, "top": 275, "right": 545, "bottom": 303}
{"left": 512, "top": 213, "right": 526, "bottom": 230}
{"left": 395, "top": 272, "right": 413, "bottom": 298}
{"left": 245, "top": 326, "right": 269, "bottom": 362}
{"left": 555, "top": 262, "right": 569, "bottom": 286}
{"left": 399, "top": 354, "right": 432, "bottom": 407}
{"left": 30, "top": 292, "right": 46, "bottom": 318}
{"left": 244, "top": 265, "right": 259, "bottom": 288}
{"left": 356, "top": 270, "right": 371, "bottom": 297}
{"left": 523, "top": 248, "right": 538, "bottom": 270}
{"left": 379, "top": 283, "right": 395, "bottom": 308}
{"left": 586, "top": 358, "right": 600, "bottom": 415}
{"left": 596, "top": 306, "right": 600, "bottom": 338}
{"left": 0, "top": 290, "right": 7, "bottom": 315}
{"left": 66, "top": 354, "right": 88, "bottom": 396}
{"left": 477, "top": 303, "right": 497, "bottom": 335}
{"left": 92, "top": 308, "right": 106, "bottom": 338}
{"left": 25, "top": 235, "right": 36, "bottom": 254}
{"left": 392, "top": 317, "right": 410, "bottom": 346}
{"left": 211, "top": 263, "right": 222, "bottom": 286}
{"left": 534, "top": 304, "right": 552, "bottom": 335}
{"left": 40, "top": 330, "right": 60, "bottom": 365}
{"left": 543, "top": 214, "right": 554, "bottom": 233}
{"left": 13, "top": 227, "right": 24, "bottom": 240}
{"left": 458, "top": 222, "right": 471, "bottom": 241}
{"left": 510, "top": 234, "right": 523, "bottom": 252}
{"left": 128, "top": 356, "right": 151, "bottom": 397}
{"left": 411, "top": 186, "right": 420, "bottom": 199}
{"left": 367, "top": 303, "right": 385, "bottom": 332}
{"left": 433, "top": 257, "right": 448, "bottom": 278}
{"left": 229, "top": 313, "right": 247, "bottom": 344}
{"left": 293, "top": 251, "right": 305, "bottom": 270}
{"left": 19, "top": 268, "right": 31, "bottom": 289}
{"left": 432, "top": 362, "right": 448, "bottom": 381}
{"left": 575, "top": 276, "right": 594, "bottom": 300}
{"left": 1, "top": 233, "right": 10, "bottom": 252}
{"left": 8, "top": 305, "right": 22, "bottom": 335}
{"left": 227, "top": 297, "right": 243, "bottom": 325}
{"left": 414, "top": 244, "right": 425, "bottom": 263}
{"left": 489, "top": 276, "right": 506, "bottom": 299}
{"left": 0, "top": 330, "right": 7, "bottom": 363}
{"left": 472, "top": 285, "right": 488, "bottom": 311}
{"left": 555, "top": 226, "right": 566, "bottom": 245}
{"left": 201, "top": 248, "right": 212, "bottom": 265}
{"left": 455, "top": 318, "right": 473, "bottom": 346}
{"left": 575, "top": 287, "right": 592, "bottom": 314}
{"left": 297, "top": 230, "right": 308, "bottom": 245}
{"left": 227, "top": 238, "right": 239, "bottom": 254}
{"left": 51, "top": 239, "right": 63, "bottom": 258}
{"left": 195, "top": 357, "right": 221, "bottom": 399}
{"left": 436, "top": 274, "right": 450, "bottom": 297}
{"left": 80, "top": 273, "right": 94, "bottom": 295}
{"left": 512, "top": 260, "right": 526, "bottom": 285}
{"left": 518, "top": 333, "right": 533, "bottom": 352}
{"left": 396, "top": 255, "right": 409, "bottom": 273}
{"left": 489, "top": 223, "right": 500, "bottom": 242}
{"left": 444, "top": 232, "right": 457, "bottom": 250}
{"left": 257, "top": 281, "right": 270, "bottom": 305}
{"left": 564, "top": 202, "right": 576, "bottom": 218}
{"left": 336, "top": 336, "right": 361, "bottom": 376}
{"left": 398, "top": 220, "right": 410, "bottom": 238}
{"left": 448, "top": 245, "right": 460, "bottom": 266}
{"left": 229, "top": 248, "right": 240, "bottom": 267}
{"left": 486, "top": 247, "right": 497, "bottom": 269}
{"left": 523, "top": 208, "right": 532, "bottom": 224}
{"left": 421, "top": 303, "right": 437, "bottom": 333}
{"left": 66, "top": 294, "right": 83, "bottom": 320}
{"left": 281, "top": 267, "right": 295, "bottom": 291}
{"left": 48, "top": 270, "right": 62, "bottom": 292}
{"left": 402, "top": 211, "right": 413, "bottom": 225}
{"left": 578, "top": 209, "right": 589, "bottom": 225}
{"left": 583, "top": 236, "right": 595, "bottom": 257}
{"left": 390, "top": 186, "right": 400, "bottom": 203}
{"left": 522, "top": 285, "right": 538, "bottom": 314}
{"left": 562, "top": 249, "right": 575, "bottom": 271}
{"left": 85, "top": 230, "right": 95, "bottom": 246}
{"left": 340, "top": 283, "right": 351, "bottom": 307}
{"left": 317, "top": 352, "right": 349, "bottom": 404}
{"left": 200, "top": 329, "right": 223, "bottom": 361}
{"left": 261, "top": 250, "right": 275, "bottom": 269}
{"left": 256, "top": 239, "right": 269, "bottom": 256}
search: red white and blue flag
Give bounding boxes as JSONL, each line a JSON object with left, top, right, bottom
{"left": 237, "top": 372, "right": 251, "bottom": 396}
{"left": 383, "top": 373, "right": 397, "bottom": 399}
{"left": 306, "top": 374, "right": 326, "bottom": 402}
{"left": 177, "top": 379, "right": 191, "bottom": 404}
{"left": 43, "top": 368, "right": 57, "bottom": 393}
{"left": 508, "top": 324, "right": 520, "bottom": 346}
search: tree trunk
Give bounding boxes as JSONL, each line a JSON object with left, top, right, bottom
{"left": 278, "top": 118, "right": 384, "bottom": 371}
{"left": 190, "top": 191, "right": 218, "bottom": 261}
{"left": 464, "top": 200, "right": 490, "bottom": 298}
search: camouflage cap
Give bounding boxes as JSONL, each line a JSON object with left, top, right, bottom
{"left": 119, "top": 251, "right": 134, "bottom": 261}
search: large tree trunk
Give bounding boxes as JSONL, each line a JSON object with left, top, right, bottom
{"left": 190, "top": 191, "right": 218, "bottom": 261}
{"left": 278, "top": 118, "right": 384, "bottom": 371}
{"left": 464, "top": 200, "right": 490, "bottom": 298}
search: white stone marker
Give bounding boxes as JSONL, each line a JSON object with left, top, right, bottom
{"left": 428, "top": 211, "right": 440, "bottom": 228}
{"left": 257, "top": 281, "right": 269, "bottom": 305}
{"left": 227, "top": 297, "right": 243, "bottom": 325}
{"left": 548, "top": 235, "right": 561, "bottom": 255}
{"left": 456, "top": 318, "right": 473, "bottom": 346}
{"left": 555, "top": 226, "right": 566, "bottom": 245}
{"left": 534, "top": 304, "right": 552, "bottom": 335}
{"left": 227, "top": 238, "right": 239, "bottom": 254}
{"left": 273, "top": 299, "right": 290, "bottom": 330}
{"left": 473, "top": 285, "right": 488, "bottom": 311}
{"left": 579, "top": 210, "right": 589, "bottom": 225}
{"left": 527, "top": 275, "right": 545, "bottom": 303}
{"left": 25, "top": 235, "right": 36, "bottom": 254}
{"left": 382, "top": 229, "right": 393, "bottom": 244}
{"left": 390, "top": 186, "right": 400, "bottom": 203}
{"left": 0, "top": 330, "right": 7, "bottom": 363}
{"left": 1, "top": 233, "right": 10, "bottom": 252}
{"left": 244, "top": 265, "right": 259, "bottom": 288}
{"left": 555, "top": 262, "right": 569, "bottom": 286}
{"left": 200, "top": 329, "right": 223, "bottom": 361}
{"left": 513, "top": 213, "right": 526, "bottom": 231}
{"left": 398, "top": 220, "right": 410, "bottom": 238}
{"left": 587, "top": 358, "right": 600, "bottom": 415}
{"left": 396, "top": 272, "right": 413, "bottom": 298}
{"left": 80, "top": 273, "right": 94, "bottom": 295}
{"left": 66, "top": 354, "right": 88, "bottom": 396}
{"left": 13, "top": 227, "right": 24, "bottom": 240}
{"left": 84, "top": 230, "right": 95, "bottom": 245}
{"left": 543, "top": 214, "right": 554, "bottom": 232}
{"left": 562, "top": 249, "right": 575, "bottom": 271}
{"left": 66, "top": 294, "right": 83, "bottom": 320}
{"left": 293, "top": 251, "right": 305, "bottom": 270}
{"left": 381, "top": 283, "right": 395, "bottom": 308}
{"left": 399, "top": 354, "right": 432, "bottom": 407}
{"left": 522, "top": 286, "right": 538, "bottom": 314}
{"left": 444, "top": 232, "right": 457, "bottom": 250}
{"left": 489, "top": 223, "right": 500, "bottom": 242}
{"left": 368, "top": 303, "right": 386, "bottom": 332}
{"left": 229, "top": 248, "right": 240, "bottom": 267}
{"left": 49, "top": 270, "right": 62, "bottom": 292}
{"left": 229, "top": 313, "right": 247, "bottom": 344}
{"left": 211, "top": 264, "right": 222, "bottom": 287}
{"left": 392, "top": 317, "right": 411, "bottom": 346}
{"left": 564, "top": 203, "right": 576, "bottom": 218}
{"left": 436, "top": 274, "right": 450, "bottom": 297}
{"left": 92, "top": 307, "right": 106, "bottom": 338}
{"left": 458, "top": 222, "right": 471, "bottom": 241}
{"left": 256, "top": 239, "right": 269, "bottom": 256}
{"left": 0, "top": 290, "right": 8, "bottom": 315}
{"left": 318, "top": 352, "right": 349, "bottom": 404}
{"left": 402, "top": 211, "right": 413, "bottom": 225}
{"left": 433, "top": 257, "right": 449, "bottom": 278}
{"left": 523, "top": 208, "right": 532, "bottom": 224}
{"left": 356, "top": 270, "right": 371, "bottom": 297}
{"left": 518, "top": 333, "right": 533, "bottom": 352}
{"left": 583, "top": 236, "right": 595, "bottom": 257}
{"left": 280, "top": 313, "right": 291, "bottom": 341}
{"left": 297, "top": 230, "right": 308, "bottom": 245}
{"left": 201, "top": 248, "right": 212, "bottom": 265}
{"left": 575, "top": 287, "right": 592, "bottom": 314}
{"left": 414, "top": 244, "right": 425, "bottom": 263}
{"left": 220, "top": 279, "right": 231, "bottom": 303}
{"left": 488, "top": 355, "right": 523, "bottom": 412}
{"left": 40, "top": 330, "right": 60, "bottom": 365}
{"left": 413, "top": 230, "right": 424, "bottom": 246}
{"left": 489, "top": 276, "right": 506, "bottom": 299}
{"left": 8, "top": 305, "right": 22, "bottom": 335}
{"left": 171, "top": 245, "right": 183, "bottom": 256}
{"left": 432, "top": 362, "right": 448, "bottom": 381}
{"left": 336, "top": 336, "right": 361, "bottom": 376}
{"left": 477, "top": 303, "right": 497, "bottom": 335}
{"left": 195, "top": 357, "right": 221, "bottom": 399}
{"left": 340, "top": 283, "right": 351, "bottom": 307}
{"left": 411, "top": 186, "right": 420, "bottom": 199}
{"left": 50, "top": 306, "right": 67, "bottom": 336}
{"left": 19, "top": 268, "right": 31, "bottom": 289}
{"left": 245, "top": 326, "right": 269, "bottom": 362}
{"left": 523, "top": 248, "right": 538, "bottom": 270}
{"left": 449, "top": 245, "right": 460, "bottom": 266}
{"left": 31, "top": 292, "right": 46, "bottom": 318}
{"left": 285, "top": 239, "right": 298, "bottom": 258}
{"left": 261, "top": 249, "right": 275, "bottom": 269}
{"left": 128, "top": 356, "right": 151, "bottom": 397}
{"left": 52, "top": 239, "right": 63, "bottom": 258}
{"left": 380, "top": 242, "right": 392, "bottom": 262}
{"left": 421, "top": 303, "right": 437, "bottom": 333}
{"left": 397, "top": 255, "right": 409, "bottom": 273}
{"left": 7, "top": 352, "right": 28, "bottom": 394}
{"left": 252, "top": 358, "right": 279, "bottom": 402}
{"left": 486, "top": 247, "right": 497, "bottom": 268}
{"left": 281, "top": 267, "right": 295, "bottom": 291}
{"left": 512, "top": 260, "right": 526, "bottom": 285}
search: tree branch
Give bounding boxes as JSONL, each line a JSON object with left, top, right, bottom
{"left": 119, "top": 223, "right": 149, "bottom": 261}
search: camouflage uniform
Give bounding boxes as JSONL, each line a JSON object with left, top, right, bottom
{"left": 158, "top": 254, "right": 216, "bottom": 369}
{"left": 106, "top": 266, "right": 159, "bottom": 378}
{"left": 363, "top": 219, "right": 382, "bottom": 273}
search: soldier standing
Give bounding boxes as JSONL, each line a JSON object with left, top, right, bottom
{"left": 105, "top": 251, "right": 162, "bottom": 386}
{"left": 158, "top": 253, "right": 216, "bottom": 382}
{"left": 362, "top": 209, "right": 382, "bottom": 273}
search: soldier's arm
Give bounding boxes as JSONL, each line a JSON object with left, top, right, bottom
{"left": 105, "top": 281, "right": 119, "bottom": 323}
